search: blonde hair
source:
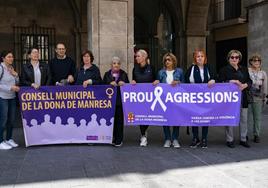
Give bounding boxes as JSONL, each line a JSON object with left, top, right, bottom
{"left": 137, "top": 49, "right": 150, "bottom": 64}
{"left": 227, "top": 50, "right": 242, "bottom": 62}
{"left": 162, "top": 52, "right": 178, "bottom": 69}
{"left": 249, "top": 53, "right": 262, "bottom": 65}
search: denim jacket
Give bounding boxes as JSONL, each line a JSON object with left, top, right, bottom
{"left": 158, "top": 68, "right": 184, "bottom": 83}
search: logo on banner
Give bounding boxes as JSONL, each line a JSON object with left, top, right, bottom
{"left": 127, "top": 112, "right": 135, "bottom": 122}
{"left": 151, "top": 86, "right": 167, "bottom": 112}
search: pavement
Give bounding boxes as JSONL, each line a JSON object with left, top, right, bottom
{"left": 1, "top": 107, "right": 268, "bottom": 188}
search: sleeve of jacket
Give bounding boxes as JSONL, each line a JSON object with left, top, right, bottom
{"left": 92, "top": 67, "right": 103, "bottom": 85}
{"left": 45, "top": 63, "right": 52, "bottom": 86}
{"left": 20, "top": 65, "right": 32, "bottom": 86}
{"left": 70, "top": 58, "right": 77, "bottom": 77}
{"left": 102, "top": 71, "right": 110, "bottom": 84}
{"left": 122, "top": 71, "right": 130, "bottom": 83}
{"left": 244, "top": 67, "right": 252, "bottom": 88}
{"left": 184, "top": 66, "right": 192, "bottom": 83}
{"left": 218, "top": 67, "right": 228, "bottom": 83}
{"left": 132, "top": 66, "right": 136, "bottom": 81}
{"left": 179, "top": 69, "right": 185, "bottom": 83}
{"left": 207, "top": 65, "right": 216, "bottom": 81}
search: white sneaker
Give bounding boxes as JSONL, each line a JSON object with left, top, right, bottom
{"left": 0, "top": 141, "right": 12, "bottom": 150}
{"left": 173, "top": 140, "right": 181, "bottom": 148}
{"left": 163, "top": 140, "right": 171, "bottom": 148}
{"left": 140, "top": 136, "right": 147, "bottom": 147}
{"left": 5, "top": 139, "right": 18, "bottom": 147}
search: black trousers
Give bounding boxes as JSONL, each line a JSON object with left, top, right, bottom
{"left": 113, "top": 105, "right": 124, "bottom": 144}
{"left": 140, "top": 125, "right": 149, "bottom": 136}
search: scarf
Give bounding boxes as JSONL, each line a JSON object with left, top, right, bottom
{"left": 193, "top": 65, "right": 209, "bottom": 83}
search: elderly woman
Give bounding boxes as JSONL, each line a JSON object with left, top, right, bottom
{"left": 0, "top": 51, "right": 20, "bottom": 150}
{"left": 153, "top": 52, "right": 184, "bottom": 148}
{"left": 185, "top": 49, "right": 215, "bottom": 149}
{"left": 75, "top": 50, "right": 102, "bottom": 86}
{"left": 248, "top": 54, "right": 267, "bottom": 143}
{"left": 132, "top": 49, "right": 155, "bottom": 147}
{"left": 218, "top": 50, "right": 252, "bottom": 148}
{"left": 103, "top": 57, "right": 129, "bottom": 147}
{"left": 20, "top": 48, "right": 51, "bottom": 88}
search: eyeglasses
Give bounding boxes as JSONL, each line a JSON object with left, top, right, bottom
{"left": 112, "top": 62, "right": 120, "bottom": 65}
{"left": 230, "top": 56, "right": 240, "bottom": 60}
{"left": 57, "top": 48, "right": 66, "bottom": 51}
{"left": 252, "top": 59, "right": 261, "bottom": 62}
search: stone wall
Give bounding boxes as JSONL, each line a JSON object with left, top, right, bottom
{"left": 247, "top": 1, "right": 268, "bottom": 73}
{"left": 0, "top": 0, "right": 79, "bottom": 64}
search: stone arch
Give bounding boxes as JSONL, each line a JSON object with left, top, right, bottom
{"left": 134, "top": 0, "right": 184, "bottom": 71}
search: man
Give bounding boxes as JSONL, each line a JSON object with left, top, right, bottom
{"left": 49, "top": 43, "right": 76, "bottom": 85}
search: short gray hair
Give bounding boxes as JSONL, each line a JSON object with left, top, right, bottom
{"left": 111, "top": 56, "right": 120, "bottom": 63}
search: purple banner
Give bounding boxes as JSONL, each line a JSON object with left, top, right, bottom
{"left": 121, "top": 83, "right": 241, "bottom": 126}
{"left": 19, "top": 85, "right": 117, "bottom": 146}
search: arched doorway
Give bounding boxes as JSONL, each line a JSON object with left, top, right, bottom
{"left": 134, "top": 0, "right": 182, "bottom": 73}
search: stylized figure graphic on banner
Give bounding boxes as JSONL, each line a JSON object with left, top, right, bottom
{"left": 79, "top": 119, "right": 87, "bottom": 127}
{"left": 87, "top": 114, "right": 99, "bottom": 126}
{"left": 66, "top": 117, "right": 76, "bottom": 127}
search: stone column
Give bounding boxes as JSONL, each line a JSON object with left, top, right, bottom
{"left": 87, "top": 0, "right": 134, "bottom": 78}
{"left": 185, "top": 0, "right": 210, "bottom": 68}
{"left": 246, "top": 0, "right": 268, "bottom": 72}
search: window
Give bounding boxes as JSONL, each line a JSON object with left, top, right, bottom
{"left": 13, "top": 21, "right": 55, "bottom": 73}
{"left": 213, "top": 0, "right": 241, "bottom": 22}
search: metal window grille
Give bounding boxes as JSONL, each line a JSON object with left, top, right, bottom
{"left": 213, "top": 0, "right": 241, "bottom": 22}
{"left": 13, "top": 21, "right": 55, "bottom": 73}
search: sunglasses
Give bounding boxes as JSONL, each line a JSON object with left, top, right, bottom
{"left": 165, "top": 58, "right": 172, "bottom": 62}
{"left": 252, "top": 59, "right": 261, "bottom": 62}
{"left": 230, "top": 56, "right": 240, "bottom": 60}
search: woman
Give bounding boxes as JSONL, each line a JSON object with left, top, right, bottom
{"left": 248, "top": 54, "right": 267, "bottom": 143}
{"left": 20, "top": 48, "right": 51, "bottom": 88}
{"left": 218, "top": 50, "right": 252, "bottom": 148}
{"left": 153, "top": 52, "right": 184, "bottom": 148}
{"left": 103, "top": 56, "right": 129, "bottom": 147}
{"left": 75, "top": 50, "right": 102, "bottom": 86}
{"left": 0, "top": 51, "right": 20, "bottom": 150}
{"left": 132, "top": 49, "right": 155, "bottom": 147}
{"left": 185, "top": 49, "right": 215, "bottom": 149}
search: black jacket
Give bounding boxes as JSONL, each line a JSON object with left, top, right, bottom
{"left": 20, "top": 61, "right": 51, "bottom": 86}
{"left": 185, "top": 64, "right": 215, "bottom": 83}
{"left": 75, "top": 64, "right": 102, "bottom": 85}
{"left": 218, "top": 64, "right": 252, "bottom": 108}
{"left": 132, "top": 63, "right": 155, "bottom": 83}
{"left": 103, "top": 69, "right": 129, "bottom": 106}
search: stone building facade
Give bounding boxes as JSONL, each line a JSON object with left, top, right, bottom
{"left": 0, "top": 0, "right": 268, "bottom": 79}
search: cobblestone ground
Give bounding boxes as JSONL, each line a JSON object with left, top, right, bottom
{"left": 1, "top": 107, "right": 268, "bottom": 188}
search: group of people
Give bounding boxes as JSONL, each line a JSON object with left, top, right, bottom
{"left": 0, "top": 42, "right": 267, "bottom": 150}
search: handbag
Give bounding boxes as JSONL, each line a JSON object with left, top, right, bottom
{"left": 246, "top": 89, "right": 254, "bottom": 104}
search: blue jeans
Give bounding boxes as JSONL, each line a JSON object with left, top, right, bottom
{"left": 0, "top": 98, "right": 16, "bottom": 142}
{"left": 163, "top": 126, "right": 179, "bottom": 141}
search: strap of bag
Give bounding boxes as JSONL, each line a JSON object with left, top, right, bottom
{"left": 0, "top": 64, "right": 4, "bottom": 81}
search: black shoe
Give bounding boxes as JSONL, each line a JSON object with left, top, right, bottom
{"left": 254, "top": 136, "right": 260, "bottom": 143}
{"left": 114, "top": 142, "right": 123, "bottom": 147}
{"left": 201, "top": 140, "right": 207, "bottom": 149}
{"left": 226, "top": 141, "right": 235, "bottom": 148}
{"left": 240, "top": 141, "right": 250, "bottom": 148}
{"left": 190, "top": 139, "right": 200, "bottom": 148}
